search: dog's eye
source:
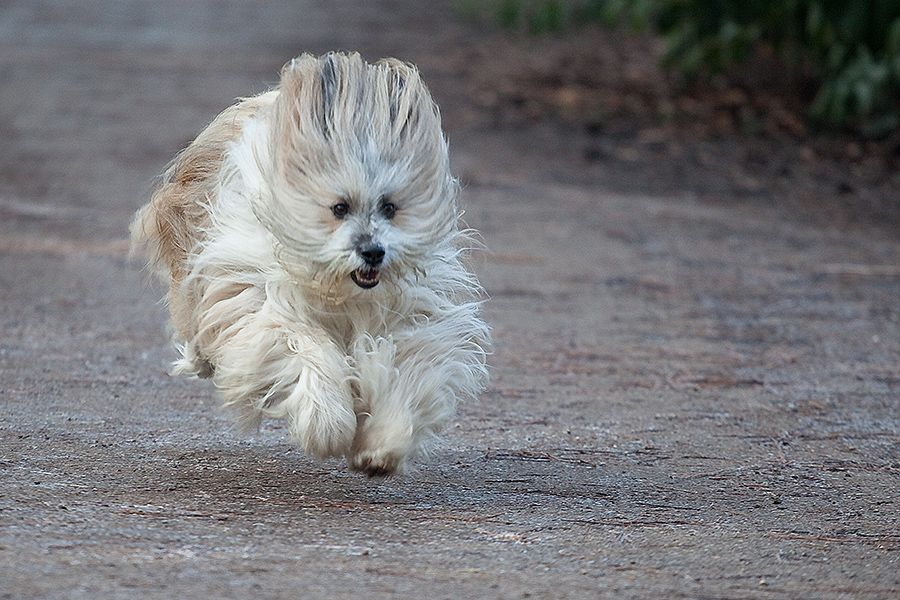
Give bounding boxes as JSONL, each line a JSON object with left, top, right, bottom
{"left": 381, "top": 202, "right": 397, "bottom": 220}
{"left": 331, "top": 202, "right": 350, "bottom": 219}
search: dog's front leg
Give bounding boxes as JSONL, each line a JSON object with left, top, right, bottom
{"left": 347, "top": 335, "right": 419, "bottom": 476}
{"left": 348, "top": 317, "right": 487, "bottom": 476}
{"left": 210, "top": 310, "right": 357, "bottom": 459}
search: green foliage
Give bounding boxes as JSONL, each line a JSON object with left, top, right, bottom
{"left": 801, "top": 2, "right": 900, "bottom": 134}
{"left": 457, "top": 0, "right": 900, "bottom": 134}
{"left": 455, "top": 0, "right": 653, "bottom": 34}
{"left": 645, "top": 0, "right": 900, "bottom": 135}
{"left": 456, "top": 0, "right": 571, "bottom": 35}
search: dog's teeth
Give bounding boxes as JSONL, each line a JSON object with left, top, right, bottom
{"left": 351, "top": 268, "right": 380, "bottom": 289}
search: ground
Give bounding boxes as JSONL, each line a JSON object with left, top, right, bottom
{"left": 1, "top": 1, "right": 898, "bottom": 599}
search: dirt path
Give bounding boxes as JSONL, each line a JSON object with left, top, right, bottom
{"left": 1, "top": 2, "right": 898, "bottom": 598}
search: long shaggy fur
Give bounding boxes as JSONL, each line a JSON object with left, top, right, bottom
{"left": 131, "top": 53, "right": 490, "bottom": 476}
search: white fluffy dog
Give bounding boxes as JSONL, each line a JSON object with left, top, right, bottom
{"left": 131, "top": 53, "right": 490, "bottom": 476}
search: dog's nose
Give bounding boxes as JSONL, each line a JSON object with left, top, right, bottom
{"left": 358, "top": 243, "right": 385, "bottom": 267}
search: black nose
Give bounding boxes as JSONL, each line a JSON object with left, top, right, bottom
{"left": 358, "top": 242, "right": 385, "bottom": 267}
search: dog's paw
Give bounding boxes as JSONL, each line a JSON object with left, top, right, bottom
{"left": 288, "top": 402, "right": 356, "bottom": 459}
{"left": 347, "top": 447, "right": 405, "bottom": 478}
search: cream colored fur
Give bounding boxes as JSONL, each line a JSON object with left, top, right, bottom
{"left": 131, "top": 53, "right": 490, "bottom": 476}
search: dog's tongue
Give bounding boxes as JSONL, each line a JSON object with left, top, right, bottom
{"left": 351, "top": 268, "right": 380, "bottom": 289}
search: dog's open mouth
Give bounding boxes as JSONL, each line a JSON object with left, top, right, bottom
{"left": 351, "top": 267, "right": 380, "bottom": 289}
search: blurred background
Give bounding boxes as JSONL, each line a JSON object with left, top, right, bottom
{"left": 2, "top": 3, "right": 899, "bottom": 597}
{"left": 1, "top": 0, "right": 898, "bottom": 245}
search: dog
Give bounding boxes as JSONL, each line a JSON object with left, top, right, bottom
{"left": 131, "top": 52, "right": 490, "bottom": 476}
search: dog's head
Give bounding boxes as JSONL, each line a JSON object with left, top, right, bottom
{"left": 252, "top": 53, "right": 458, "bottom": 299}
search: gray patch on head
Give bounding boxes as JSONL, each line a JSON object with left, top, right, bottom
{"left": 320, "top": 55, "right": 337, "bottom": 138}
{"left": 389, "top": 71, "right": 406, "bottom": 125}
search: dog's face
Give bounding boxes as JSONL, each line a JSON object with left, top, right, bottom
{"left": 252, "top": 53, "right": 458, "bottom": 299}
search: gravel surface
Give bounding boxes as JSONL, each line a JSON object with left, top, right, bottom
{"left": 1, "top": 2, "right": 898, "bottom": 598}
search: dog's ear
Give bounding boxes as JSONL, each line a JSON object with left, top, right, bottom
{"left": 277, "top": 54, "right": 322, "bottom": 143}
{"left": 272, "top": 53, "right": 343, "bottom": 179}
{"left": 375, "top": 57, "right": 432, "bottom": 141}
{"left": 374, "top": 57, "right": 407, "bottom": 127}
